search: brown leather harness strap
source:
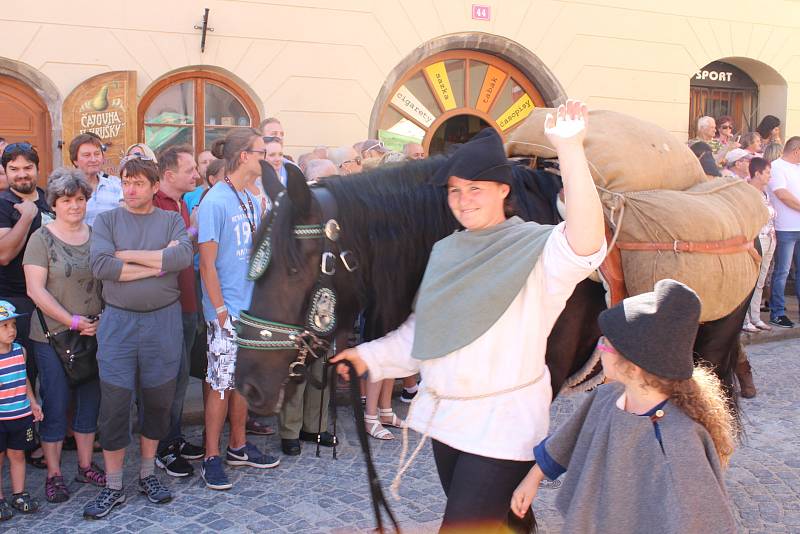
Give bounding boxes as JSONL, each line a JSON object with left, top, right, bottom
{"left": 599, "top": 224, "right": 627, "bottom": 306}
{"left": 598, "top": 231, "right": 762, "bottom": 308}
{"left": 615, "top": 236, "right": 754, "bottom": 255}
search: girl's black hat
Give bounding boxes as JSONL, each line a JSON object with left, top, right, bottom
{"left": 598, "top": 279, "right": 700, "bottom": 380}
{"left": 431, "top": 128, "right": 512, "bottom": 186}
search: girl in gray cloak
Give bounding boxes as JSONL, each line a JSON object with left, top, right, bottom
{"left": 332, "top": 99, "right": 607, "bottom": 532}
{"left": 511, "top": 279, "right": 738, "bottom": 534}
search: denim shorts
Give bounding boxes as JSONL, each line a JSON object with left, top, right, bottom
{"left": 33, "top": 341, "right": 101, "bottom": 442}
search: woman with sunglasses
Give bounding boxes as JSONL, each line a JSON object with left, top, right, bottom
{"left": 714, "top": 116, "right": 740, "bottom": 167}
{"left": 329, "top": 146, "right": 363, "bottom": 175}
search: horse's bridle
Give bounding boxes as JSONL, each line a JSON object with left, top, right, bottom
{"left": 236, "top": 186, "right": 357, "bottom": 386}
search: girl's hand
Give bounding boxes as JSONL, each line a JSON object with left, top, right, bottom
{"left": 510, "top": 466, "right": 544, "bottom": 518}
{"left": 30, "top": 402, "right": 44, "bottom": 422}
{"left": 330, "top": 348, "right": 368, "bottom": 381}
{"left": 544, "top": 100, "right": 589, "bottom": 152}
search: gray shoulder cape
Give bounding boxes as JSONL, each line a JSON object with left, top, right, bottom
{"left": 411, "top": 216, "right": 553, "bottom": 360}
{"left": 543, "top": 383, "right": 736, "bottom": 534}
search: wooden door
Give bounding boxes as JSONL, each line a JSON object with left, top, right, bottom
{"left": 0, "top": 75, "right": 52, "bottom": 177}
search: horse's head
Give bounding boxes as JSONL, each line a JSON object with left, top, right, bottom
{"left": 236, "top": 163, "right": 357, "bottom": 414}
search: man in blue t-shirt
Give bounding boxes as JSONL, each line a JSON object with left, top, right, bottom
{"left": 197, "top": 132, "right": 280, "bottom": 491}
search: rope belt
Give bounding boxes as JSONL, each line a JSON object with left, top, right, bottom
{"left": 390, "top": 370, "right": 547, "bottom": 499}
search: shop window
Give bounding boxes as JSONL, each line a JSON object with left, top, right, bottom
{"left": 689, "top": 61, "right": 757, "bottom": 138}
{"left": 376, "top": 50, "right": 545, "bottom": 155}
{"left": 139, "top": 71, "right": 260, "bottom": 155}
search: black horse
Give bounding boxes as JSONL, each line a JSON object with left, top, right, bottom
{"left": 236, "top": 157, "right": 745, "bottom": 419}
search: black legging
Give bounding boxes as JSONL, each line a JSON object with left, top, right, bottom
{"left": 432, "top": 439, "right": 535, "bottom": 533}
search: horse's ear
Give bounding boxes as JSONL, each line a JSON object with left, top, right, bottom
{"left": 286, "top": 163, "right": 312, "bottom": 217}
{"left": 259, "top": 160, "right": 285, "bottom": 202}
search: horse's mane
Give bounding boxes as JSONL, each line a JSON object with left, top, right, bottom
{"left": 321, "top": 157, "right": 455, "bottom": 338}
{"left": 263, "top": 156, "right": 561, "bottom": 340}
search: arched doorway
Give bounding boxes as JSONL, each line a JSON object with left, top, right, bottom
{"left": 689, "top": 61, "right": 758, "bottom": 137}
{"left": 138, "top": 69, "right": 261, "bottom": 156}
{"left": 374, "top": 50, "right": 547, "bottom": 155}
{"left": 0, "top": 75, "right": 52, "bottom": 176}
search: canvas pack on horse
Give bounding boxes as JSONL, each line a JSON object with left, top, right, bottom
{"left": 235, "top": 148, "right": 761, "bottom": 422}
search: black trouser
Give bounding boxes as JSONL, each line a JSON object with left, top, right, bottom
{"left": 432, "top": 439, "right": 535, "bottom": 533}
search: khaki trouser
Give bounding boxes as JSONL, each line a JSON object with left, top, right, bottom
{"left": 278, "top": 357, "right": 330, "bottom": 439}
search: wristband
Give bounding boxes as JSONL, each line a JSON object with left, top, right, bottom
{"left": 157, "top": 271, "right": 166, "bottom": 277}
{"left": 215, "top": 305, "right": 227, "bottom": 315}
{"left": 70, "top": 315, "right": 80, "bottom": 330}
{"left": 187, "top": 227, "right": 198, "bottom": 237}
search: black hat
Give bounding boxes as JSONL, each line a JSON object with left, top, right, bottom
{"left": 431, "top": 128, "right": 512, "bottom": 186}
{"left": 598, "top": 279, "right": 700, "bottom": 380}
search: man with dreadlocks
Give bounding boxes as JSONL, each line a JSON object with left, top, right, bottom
{"left": 332, "top": 100, "right": 606, "bottom": 532}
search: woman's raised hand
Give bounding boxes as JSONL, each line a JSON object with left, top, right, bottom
{"left": 544, "top": 99, "right": 589, "bottom": 151}
{"left": 330, "top": 347, "right": 368, "bottom": 381}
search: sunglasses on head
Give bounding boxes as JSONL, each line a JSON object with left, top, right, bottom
{"left": 362, "top": 141, "right": 384, "bottom": 153}
{"left": 5, "top": 142, "right": 35, "bottom": 152}
{"left": 119, "top": 153, "right": 155, "bottom": 168}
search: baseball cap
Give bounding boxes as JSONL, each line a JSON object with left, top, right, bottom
{"left": 360, "top": 139, "right": 389, "bottom": 155}
{"left": 0, "top": 300, "right": 26, "bottom": 323}
{"left": 725, "top": 148, "right": 753, "bottom": 165}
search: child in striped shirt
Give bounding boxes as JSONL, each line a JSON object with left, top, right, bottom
{"left": 0, "top": 300, "right": 43, "bottom": 520}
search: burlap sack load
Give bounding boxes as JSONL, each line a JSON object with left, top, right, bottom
{"left": 506, "top": 108, "right": 706, "bottom": 192}
{"left": 603, "top": 177, "right": 769, "bottom": 322}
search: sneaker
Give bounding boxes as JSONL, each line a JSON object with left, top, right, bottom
{"left": 201, "top": 456, "right": 232, "bottom": 490}
{"left": 754, "top": 320, "right": 773, "bottom": 331}
{"left": 45, "top": 475, "right": 70, "bottom": 503}
{"left": 769, "top": 315, "right": 794, "bottom": 328}
{"left": 225, "top": 442, "right": 280, "bottom": 469}
{"left": 400, "top": 388, "right": 418, "bottom": 403}
{"left": 178, "top": 438, "right": 205, "bottom": 460}
{"left": 138, "top": 475, "right": 172, "bottom": 504}
{"left": 75, "top": 462, "right": 107, "bottom": 487}
{"left": 156, "top": 444, "right": 194, "bottom": 477}
{"left": 83, "top": 487, "right": 125, "bottom": 519}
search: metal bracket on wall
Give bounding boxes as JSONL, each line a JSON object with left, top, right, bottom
{"left": 193, "top": 8, "right": 214, "bottom": 53}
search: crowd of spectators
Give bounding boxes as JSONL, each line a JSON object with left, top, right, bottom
{"left": 0, "top": 122, "right": 424, "bottom": 520}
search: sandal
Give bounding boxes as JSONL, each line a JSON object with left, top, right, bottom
{"left": 10, "top": 492, "right": 39, "bottom": 513}
{"left": 245, "top": 418, "right": 275, "bottom": 436}
{"left": 379, "top": 409, "right": 406, "bottom": 429}
{"left": 364, "top": 415, "right": 393, "bottom": 440}
{"left": 76, "top": 462, "right": 107, "bottom": 487}
{"left": 0, "top": 498, "right": 12, "bottom": 521}
{"left": 25, "top": 448, "right": 47, "bottom": 470}
{"left": 45, "top": 475, "right": 70, "bottom": 503}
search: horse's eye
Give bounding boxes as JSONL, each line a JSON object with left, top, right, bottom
{"left": 290, "top": 267, "right": 298, "bottom": 275}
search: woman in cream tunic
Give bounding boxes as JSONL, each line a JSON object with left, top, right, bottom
{"left": 332, "top": 100, "right": 607, "bottom": 532}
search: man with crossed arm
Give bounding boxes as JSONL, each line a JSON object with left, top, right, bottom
{"left": 85, "top": 156, "right": 192, "bottom": 519}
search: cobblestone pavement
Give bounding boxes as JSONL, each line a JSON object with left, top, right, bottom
{"left": 4, "top": 338, "right": 799, "bottom": 533}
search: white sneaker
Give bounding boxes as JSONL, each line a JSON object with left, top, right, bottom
{"left": 754, "top": 320, "right": 772, "bottom": 331}
{"left": 742, "top": 323, "right": 759, "bottom": 333}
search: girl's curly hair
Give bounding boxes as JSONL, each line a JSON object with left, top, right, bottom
{"left": 618, "top": 361, "right": 738, "bottom": 468}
